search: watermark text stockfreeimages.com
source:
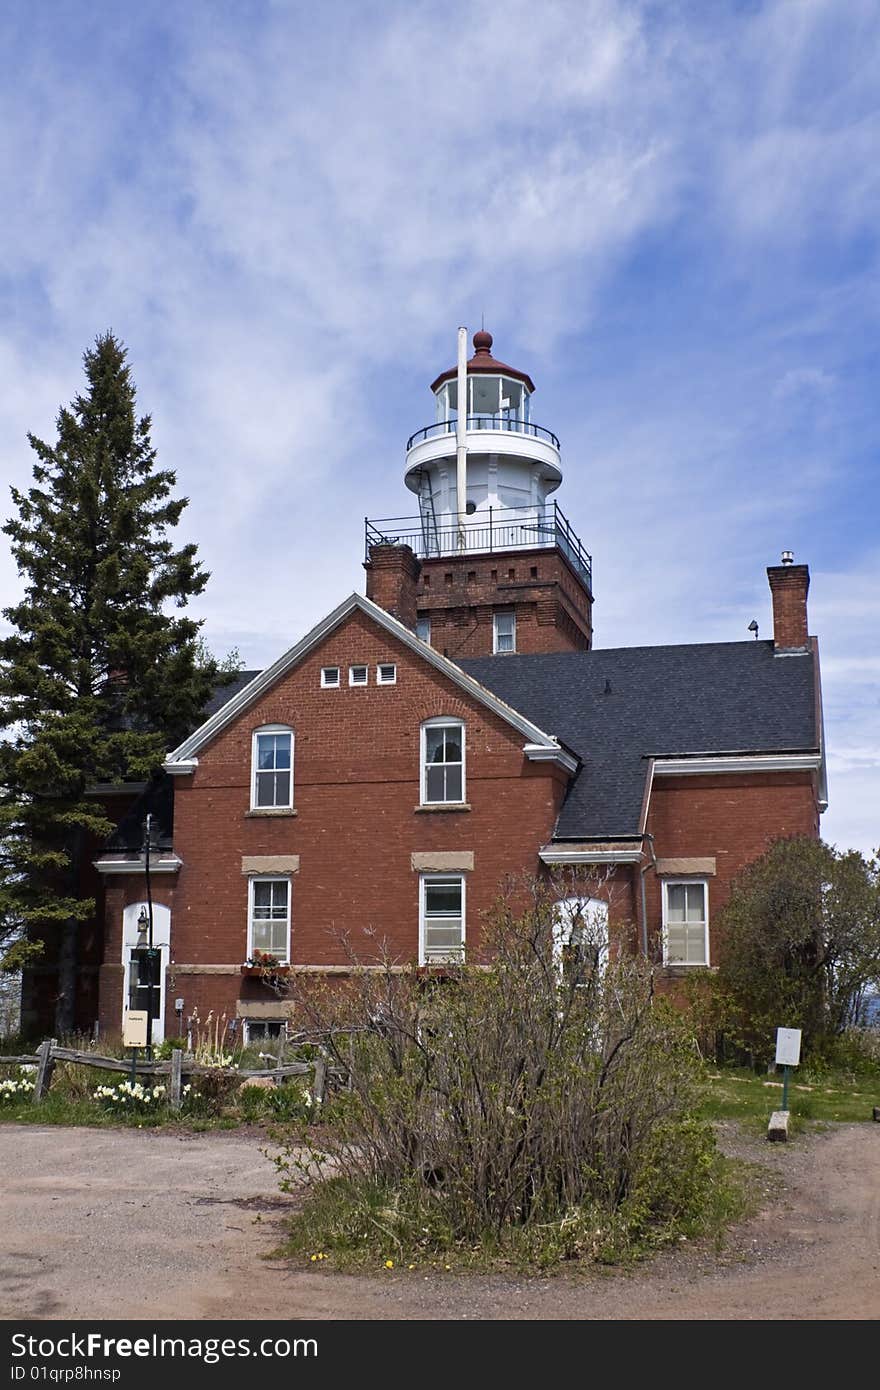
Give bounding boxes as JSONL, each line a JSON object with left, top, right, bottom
{"left": 10, "top": 1332, "right": 317, "bottom": 1367}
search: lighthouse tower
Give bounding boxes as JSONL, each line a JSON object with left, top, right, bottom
{"left": 365, "top": 328, "right": 593, "bottom": 658}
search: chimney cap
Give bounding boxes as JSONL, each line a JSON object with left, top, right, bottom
{"left": 781, "top": 550, "right": 794, "bottom": 565}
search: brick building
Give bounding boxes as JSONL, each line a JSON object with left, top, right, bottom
{"left": 85, "top": 329, "right": 826, "bottom": 1043}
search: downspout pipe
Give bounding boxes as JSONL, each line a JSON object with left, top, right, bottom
{"left": 639, "top": 832, "right": 656, "bottom": 960}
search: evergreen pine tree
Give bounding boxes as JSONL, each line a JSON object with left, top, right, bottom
{"left": 0, "top": 332, "right": 217, "bottom": 1030}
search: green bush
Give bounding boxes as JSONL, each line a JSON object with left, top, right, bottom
{"left": 265, "top": 1082, "right": 313, "bottom": 1122}
{"left": 713, "top": 838, "right": 880, "bottom": 1061}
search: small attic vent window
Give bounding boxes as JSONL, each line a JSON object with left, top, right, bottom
{"left": 377, "top": 663, "right": 397, "bottom": 685}
{"left": 321, "top": 667, "right": 340, "bottom": 688}
{"left": 349, "top": 665, "right": 368, "bottom": 687}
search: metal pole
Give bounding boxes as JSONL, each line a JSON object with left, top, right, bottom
{"left": 456, "top": 327, "right": 468, "bottom": 551}
{"left": 144, "top": 812, "right": 155, "bottom": 1059}
{"left": 782, "top": 1064, "right": 790, "bottom": 1111}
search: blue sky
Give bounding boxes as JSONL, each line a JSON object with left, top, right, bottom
{"left": 0, "top": 0, "right": 877, "bottom": 854}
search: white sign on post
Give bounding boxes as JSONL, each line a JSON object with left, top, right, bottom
{"left": 775, "top": 1027, "right": 802, "bottom": 1067}
{"left": 123, "top": 1010, "right": 148, "bottom": 1048}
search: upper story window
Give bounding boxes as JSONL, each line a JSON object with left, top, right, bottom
{"left": 662, "top": 881, "right": 709, "bottom": 966}
{"left": 251, "top": 727, "right": 293, "bottom": 809}
{"left": 421, "top": 718, "right": 465, "bottom": 805}
{"left": 248, "top": 877, "right": 290, "bottom": 962}
{"left": 493, "top": 610, "right": 516, "bottom": 654}
{"left": 321, "top": 666, "right": 340, "bottom": 688}
{"left": 416, "top": 616, "right": 431, "bottom": 645}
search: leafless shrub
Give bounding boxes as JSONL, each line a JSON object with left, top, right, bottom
{"left": 276, "top": 876, "right": 716, "bottom": 1258}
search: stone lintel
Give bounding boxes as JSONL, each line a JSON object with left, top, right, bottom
{"left": 241, "top": 855, "right": 301, "bottom": 875}
{"left": 655, "top": 857, "right": 716, "bottom": 877}
{"left": 411, "top": 851, "right": 475, "bottom": 872}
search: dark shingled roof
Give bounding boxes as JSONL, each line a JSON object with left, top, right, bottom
{"left": 201, "top": 670, "right": 262, "bottom": 718}
{"left": 460, "top": 640, "right": 818, "bottom": 840}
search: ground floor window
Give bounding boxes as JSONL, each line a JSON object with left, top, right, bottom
{"left": 419, "top": 873, "right": 465, "bottom": 964}
{"left": 248, "top": 877, "right": 291, "bottom": 962}
{"left": 662, "top": 880, "right": 709, "bottom": 965}
{"left": 243, "top": 1019, "right": 285, "bottom": 1043}
{"left": 128, "top": 948, "right": 161, "bottom": 1020}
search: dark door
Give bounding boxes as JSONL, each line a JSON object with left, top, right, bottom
{"left": 129, "top": 949, "right": 161, "bottom": 1020}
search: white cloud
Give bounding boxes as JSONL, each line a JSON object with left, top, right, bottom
{"left": 774, "top": 367, "right": 836, "bottom": 399}
{"left": 0, "top": 1, "right": 878, "bottom": 852}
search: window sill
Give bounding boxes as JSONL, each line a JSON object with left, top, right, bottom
{"left": 246, "top": 808, "right": 298, "bottom": 818}
{"left": 660, "top": 962, "right": 711, "bottom": 976}
{"left": 414, "top": 803, "right": 472, "bottom": 814}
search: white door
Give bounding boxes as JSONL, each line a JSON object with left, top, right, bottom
{"left": 552, "top": 897, "right": 609, "bottom": 980}
{"left": 121, "top": 902, "right": 171, "bottom": 1044}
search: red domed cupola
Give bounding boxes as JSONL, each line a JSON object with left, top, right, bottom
{"left": 430, "top": 329, "right": 536, "bottom": 395}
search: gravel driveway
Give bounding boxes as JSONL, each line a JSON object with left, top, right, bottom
{"left": 1, "top": 1122, "right": 878, "bottom": 1320}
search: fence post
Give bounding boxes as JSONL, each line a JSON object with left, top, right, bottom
{"left": 33, "top": 1038, "right": 56, "bottom": 1104}
{"left": 169, "top": 1048, "right": 183, "bottom": 1112}
{"left": 311, "top": 1056, "right": 326, "bottom": 1108}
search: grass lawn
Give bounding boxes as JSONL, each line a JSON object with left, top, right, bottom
{"left": 700, "top": 1065, "right": 880, "bottom": 1129}
{"left": 0, "top": 1091, "right": 244, "bottom": 1130}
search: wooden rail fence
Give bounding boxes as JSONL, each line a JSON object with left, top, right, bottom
{"left": 1, "top": 1039, "right": 338, "bottom": 1112}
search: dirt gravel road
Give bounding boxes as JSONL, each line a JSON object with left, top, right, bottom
{"left": 1, "top": 1122, "right": 878, "bottom": 1321}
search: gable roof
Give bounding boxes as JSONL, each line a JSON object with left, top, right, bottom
{"left": 460, "top": 640, "right": 819, "bottom": 840}
{"left": 164, "top": 593, "right": 577, "bottom": 770}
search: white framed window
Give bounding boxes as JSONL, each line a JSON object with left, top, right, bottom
{"left": 420, "top": 718, "right": 465, "bottom": 805}
{"left": 248, "top": 877, "right": 291, "bottom": 962}
{"left": 377, "top": 663, "right": 397, "bottom": 685}
{"left": 493, "top": 610, "right": 516, "bottom": 654}
{"left": 416, "top": 616, "right": 431, "bottom": 645}
{"left": 243, "top": 1018, "right": 285, "bottom": 1044}
{"left": 662, "top": 880, "right": 709, "bottom": 966}
{"left": 321, "top": 666, "right": 340, "bottom": 688}
{"left": 251, "top": 726, "right": 293, "bottom": 809}
{"left": 419, "top": 874, "right": 465, "bottom": 964}
{"left": 349, "top": 664, "right": 368, "bottom": 687}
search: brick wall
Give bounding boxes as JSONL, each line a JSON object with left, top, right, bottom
{"left": 414, "top": 546, "right": 592, "bottom": 657}
{"left": 644, "top": 770, "right": 820, "bottom": 972}
{"left": 98, "top": 608, "right": 568, "bottom": 1035}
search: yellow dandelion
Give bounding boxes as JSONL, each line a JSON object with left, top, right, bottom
{"left": 384, "top": 1259, "right": 394, "bottom": 1269}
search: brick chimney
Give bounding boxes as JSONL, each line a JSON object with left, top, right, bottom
{"left": 767, "top": 552, "right": 810, "bottom": 650}
{"left": 364, "top": 543, "right": 421, "bottom": 630}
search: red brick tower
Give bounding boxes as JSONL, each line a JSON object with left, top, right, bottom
{"left": 365, "top": 328, "right": 593, "bottom": 659}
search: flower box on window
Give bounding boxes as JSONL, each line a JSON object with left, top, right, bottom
{"left": 241, "top": 951, "right": 291, "bottom": 988}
